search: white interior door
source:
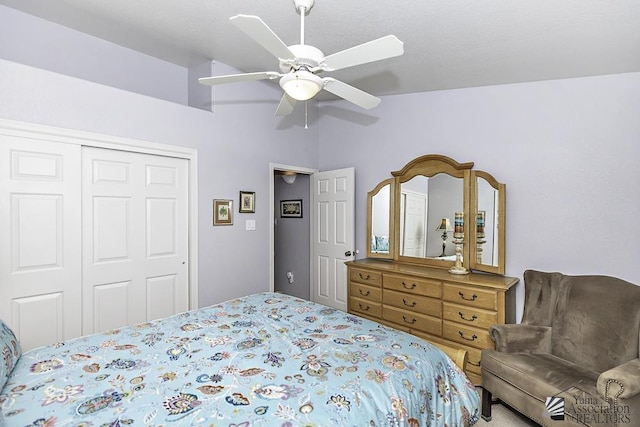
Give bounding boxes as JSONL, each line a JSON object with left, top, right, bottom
{"left": 0, "top": 137, "right": 82, "bottom": 351}
{"left": 82, "top": 147, "right": 189, "bottom": 334}
{"left": 311, "top": 167, "right": 355, "bottom": 311}
{"left": 402, "top": 190, "right": 427, "bottom": 257}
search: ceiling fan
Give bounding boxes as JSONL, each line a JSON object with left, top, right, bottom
{"left": 198, "top": 0, "right": 404, "bottom": 116}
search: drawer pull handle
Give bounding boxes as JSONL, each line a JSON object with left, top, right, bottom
{"left": 402, "top": 316, "right": 417, "bottom": 325}
{"left": 458, "top": 312, "right": 478, "bottom": 322}
{"left": 458, "top": 291, "right": 478, "bottom": 301}
{"left": 458, "top": 331, "right": 478, "bottom": 342}
{"left": 358, "top": 303, "right": 370, "bottom": 311}
{"left": 359, "top": 289, "right": 371, "bottom": 296}
{"left": 358, "top": 273, "right": 371, "bottom": 280}
{"left": 402, "top": 282, "right": 417, "bottom": 290}
{"left": 468, "top": 360, "right": 481, "bottom": 367}
{"left": 403, "top": 299, "right": 417, "bottom": 307}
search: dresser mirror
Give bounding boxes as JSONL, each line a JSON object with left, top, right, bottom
{"left": 469, "top": 171, "right": 506, "bottom": 274}
{"left": 366, "top": 178, "right": 395, "bottom": 259}
{"left": 392, "top": 155, "right": 473, "bottom": 269}
{"left": 398, "top": 174, "right": 463, "bottom": 259}
{"left": 365, "top": 154, "right": 506, "bottom": 274}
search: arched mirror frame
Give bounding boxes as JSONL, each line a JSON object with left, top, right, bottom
{"left": 364, "top": 154, "right": 507, "bottom": 274}
{"left": 366, "top": 178, "right": 395, "bottom": 259}
{"left": 469, "top": 170, "right": 506, "bottom": 274}
{"left": 391, "top": 155, "right": 473, "bottom": 269}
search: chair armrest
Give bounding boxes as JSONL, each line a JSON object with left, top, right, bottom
{"left": 489, "top": 324, "right": 552, "bottom": 353}
{"left": 597, "top": 358, "right": 640, "bottom": 402}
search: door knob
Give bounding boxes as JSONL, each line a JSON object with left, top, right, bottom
{"left": 345, "top": 250, "right": 353, "bottom": 256}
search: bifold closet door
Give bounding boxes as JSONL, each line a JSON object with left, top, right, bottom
{"left": 82, "top": 147, "right": 189, "bottom": 335}
{"left": 0, "top": 137, "right": 82, "bottom": 351}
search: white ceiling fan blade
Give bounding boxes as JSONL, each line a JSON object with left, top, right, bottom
{"left": 230, "top": 14, "right": 296, "bottom": 61}
{"left": 199, "top": 71, "right": 280, "bottom": 86}
{"left": 275, "top": 93, "right": 297, "bottom": 116}
{"left": 323, "top": 78, "right": 381, "bottom": 110}
{"left": 321, "top": 35, "right": 404, "bottom": 71}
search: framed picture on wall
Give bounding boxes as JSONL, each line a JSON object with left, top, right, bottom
{"left": 280, "top": 199, "right": 303, "bottom": 218}
{"left": 239, "top": 191, "right": 255, "bottom": 213}
{"left": 213, "top": 199, "right": 233, "bottom": 225}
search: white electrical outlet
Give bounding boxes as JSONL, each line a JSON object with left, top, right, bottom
{"left": 246, "top": 220, "right": 256, "bottom": 231}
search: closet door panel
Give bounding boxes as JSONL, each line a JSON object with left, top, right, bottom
{"left": 92, "top": 280, "right": 131, "bottom": 332}
{"left": 0, "top": 137, "right": 82, "bottom": 350}
{"left": 82, "top": 147, "right": 189, "bottom": 334}
{"left": 12, "top": 293, "right": 64, "bottom": 351}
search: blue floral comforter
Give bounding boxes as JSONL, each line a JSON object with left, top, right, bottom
{"left": 0, "top": 293, "right": 479, "bottom": 426}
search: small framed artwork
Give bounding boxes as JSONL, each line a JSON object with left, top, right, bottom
{"left": 239, "top": 191, "right": 255, "bottom": 213}
{"left": 280, "top": 199, "right": 303, "bottom": 218}
{"left": 213, "top": 199, "right": 233, "bottom": 225}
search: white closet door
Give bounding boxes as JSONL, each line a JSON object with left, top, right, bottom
{"left": 0, "top": 137, "right": 82, "bottom": 351}
{"left": 82, "top": 147, "right": 189, "bottom": 334}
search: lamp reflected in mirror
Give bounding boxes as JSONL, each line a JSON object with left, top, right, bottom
{"left": 435, "top": 218, "right": 453, "bottom": 257}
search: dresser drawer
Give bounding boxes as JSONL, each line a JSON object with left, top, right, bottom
{"left": 383, "top": 305, "right": 441, "bottom": 336}
{"left": 349, "top": 296, "right": 382, "bottom": 318}
{"left": 350, "top": 268, "right": 382, "bottom": 287}
{"left": 443, "top": 283, "right": 497, "bottom": 310}
{"left": 384, "top": 289, "right": 441, "bottom": 317}
{"left": 350, "top": 282, "right": 382, "bottom": 302}
{"left": 355, "top": 311, "right": 387, "bottom": 326}
{"left": 450, "top": 342, "right": 483, "bottom": 375}
{"left": 442, "top": 320, "right": 493, "bottom": 349}
{"left": 384, "top": 274, "right": 441, "bottom": 298}
{"left": 442, "top": 302, "right": 497, "bottom": 329}
{"left": 374, "top": 317, "right": 411, "bottom": 333}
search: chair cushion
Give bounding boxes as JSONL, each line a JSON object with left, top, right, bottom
{"left": 482, "top": 350, "right": 599, "bottom": 401}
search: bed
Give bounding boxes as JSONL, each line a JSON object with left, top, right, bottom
{"left": 0, "top": 292, "right": 479, "bottom": 426}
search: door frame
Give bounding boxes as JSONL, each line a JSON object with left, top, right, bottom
{"left": 269, "top": 163, "right": 317, "bottom": 293}
{"left": 0, "top": 118, "right": 199, "bottom": 309}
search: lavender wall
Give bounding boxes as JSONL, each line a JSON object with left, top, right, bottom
{"left": 317, "top": 72, "right": 640, "bottom": 321}
{"left": 0, "top": 5, "right": 187, "bottom": 104}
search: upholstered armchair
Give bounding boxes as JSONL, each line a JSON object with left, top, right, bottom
{"left": 481, "top": 270, "right": 640, "bottom": 426}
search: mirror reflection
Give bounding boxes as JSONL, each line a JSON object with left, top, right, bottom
{"left": 399, "top": 173, "right": 463, "bottom": 260}
{"left": 476, "top": 176, "right": 499, "bottom": 266}
{"left": 370, "top": 183, "right": 391, "bottom": 254}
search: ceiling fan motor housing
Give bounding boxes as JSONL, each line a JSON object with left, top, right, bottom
{"left": 279, "top": 44, "right": 325, "bottom": 73}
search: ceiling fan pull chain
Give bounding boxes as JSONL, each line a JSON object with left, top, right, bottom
{"left": 304, "top": 101, "right": 309, "bottom": 129}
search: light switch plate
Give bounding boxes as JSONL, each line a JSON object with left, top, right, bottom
{"left": 246, "top": 219, "right": 256, "bottom": 231}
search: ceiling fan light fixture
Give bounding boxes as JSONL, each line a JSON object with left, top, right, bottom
{"left": 280, "top": 70, "right": 323, "bottom": 101}
{"left": 281, "top": 172, "right": 297, "bottom": 184}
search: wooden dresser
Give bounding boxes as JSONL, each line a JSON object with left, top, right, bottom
{"left": 346, "top": 258, "right": 518, "bottom": 385}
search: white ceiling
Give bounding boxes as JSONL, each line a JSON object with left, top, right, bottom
{"left": 2, "top": 0, "right": 640, "bottom": 99}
